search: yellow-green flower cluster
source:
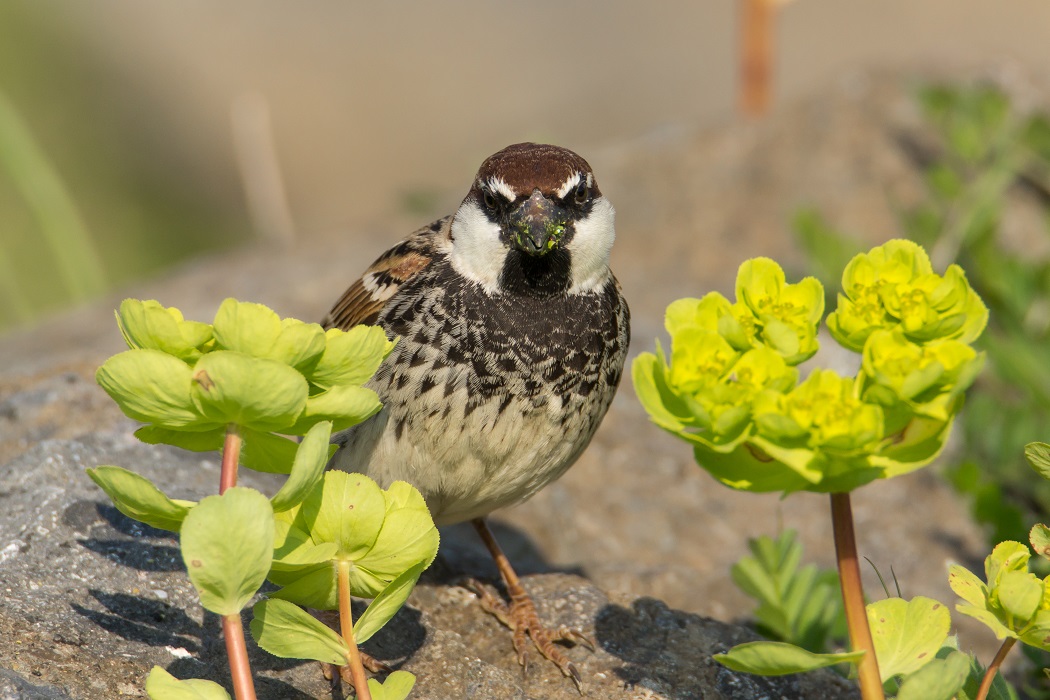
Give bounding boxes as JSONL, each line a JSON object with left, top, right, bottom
{"left": 640, "top": 259, "right": 818, "bottom": 450}
{"left": 827, "top": 239, "right": 987, "bottom": 351}
{"left": 633, "top": 241, "right": 988, "bottom": 495}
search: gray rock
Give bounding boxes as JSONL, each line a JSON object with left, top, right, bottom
{"left": 0, "top": 434, "right": 856, "bottom": 699}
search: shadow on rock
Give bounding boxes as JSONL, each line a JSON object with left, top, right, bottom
{"left": 595, "top": 597, "right": 855, "bottom": 700}
{"left": 94, "top": 504, "right": 179, "bottom": 540}
{"left": 75, "top": 503, "right": 183, "bottom": 572}
{"left": 431, "top": 519, "right": 585, "bottom": 584}
{"left": 72, "top": 590, "right": 202, "bottom": 651}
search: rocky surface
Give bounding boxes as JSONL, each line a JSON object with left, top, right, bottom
{"left": 0, "top": 435, "right": 856, "bottom": 699}
{"left": 3, "top": 69, "right": 1040, "bottom": 697}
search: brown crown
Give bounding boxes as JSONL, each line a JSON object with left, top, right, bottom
{"left": 472, "top": 143, "right": 598, "bottom": 199}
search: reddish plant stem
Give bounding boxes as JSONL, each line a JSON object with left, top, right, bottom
{"left": 337, "top": 560, "right": 372, "bottom": 700}
{"left": 219, "top": 426, "right": 242, "bottom": 494}
{"left": 222, "top": 613, "right": 258, "bottom": 700}
{"left": 830, "top": 492, "right": 884, "bottom": 700}
{"left": 976, "top": 637, "right": 1016, "bottom": 700}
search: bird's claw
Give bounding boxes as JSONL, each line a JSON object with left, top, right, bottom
{"left": 465, "top": 578, "right": 589, "bottom": 694}
{"left": 318, "top": 651, "right": 391, "bottom": 687}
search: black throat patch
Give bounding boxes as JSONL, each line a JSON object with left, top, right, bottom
{"left": 498, "top": 248, "right": 572, "bottom": 298}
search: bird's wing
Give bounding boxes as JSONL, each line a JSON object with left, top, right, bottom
{"left": 321, "top": 216, "right": 452, "bottom": 330}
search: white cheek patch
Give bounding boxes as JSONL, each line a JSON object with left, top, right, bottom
{"left": 555, "top": 172, "right": 583, "bottom": 200}
{"left": 567, "top": 196, "right": 615, "bottom": 293}
{"left": 485, "top": 177, "right": 517, "bottom": 203}
{"left": 450, "top": 200, "right": 506, "bottom": 293}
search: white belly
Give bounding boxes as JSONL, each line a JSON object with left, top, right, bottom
{"left": 330, "top": 382, "right": 597, "bottom": 525}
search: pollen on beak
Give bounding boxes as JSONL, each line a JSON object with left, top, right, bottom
{"left": 511, "top": 190, "right": 566, "bottom": 256}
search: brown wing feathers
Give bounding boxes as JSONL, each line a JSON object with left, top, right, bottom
{"left": 321, "top": 217, "right": 448, "bottom": 330}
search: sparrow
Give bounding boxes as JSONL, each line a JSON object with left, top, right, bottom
{"left": 322, "top": 142, "right": 630, "bottom": 689}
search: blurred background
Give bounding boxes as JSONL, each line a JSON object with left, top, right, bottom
{"left": 6, "top": 0, "right": 1050, "bottom": 694}
{"left": 4, "top": 0, "right": 1050, "bottom": 331}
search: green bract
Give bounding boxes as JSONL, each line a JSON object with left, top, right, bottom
{"left": 92, "top": 298, "right": 420, "bottom": 698}
{"left": 826, "top": 239, "right": 988, "bottom": 352}
{"left": 713, "top": 641, "right": 863, "bottom": 676}
{"left": 96, "top": 298, "right": 393, "bottom": 467}
{"left": 269, "top": 471, "right": 439, "bottom": 637}
{"left": 86, "top": 466, "right": 195, "bottom": 532}
{"left": 250, "top": 598, "right": 348, "bottom": 665}
{"left": 860, "top": 329, "right": 984, "bottom": 426}
{"left": 950, "top": 539, "right": 1050, "bottom": 651}
{"left": 145, "top": 666, "right": 231, "bottom": 700}
{"left": 180, "top": 488, "right": 275, "bottom": 617}
{"left": 866, "top": 596, "right": 950, "bottom": 682}
{"left": 634, "top": 243, "right": 987, "bottom": 495}
{"left": 116, "top": 299, "right": 213, "bottom": 363}
{"left": 367, "top": 670, "right": 416, "bottom": 700}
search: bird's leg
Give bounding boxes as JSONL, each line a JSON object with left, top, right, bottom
{"left": 315, "top": 608, "right": 391, "bottom": 686}
{"left": 468, "top": 518, "right": 594, "bottom": 693}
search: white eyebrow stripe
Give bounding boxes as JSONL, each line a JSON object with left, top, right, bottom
{"left": 555, "top": 172, "right": 583, "bottom": 199}
{"left": 486, "top": 177, "right": 517, "bottom": 202}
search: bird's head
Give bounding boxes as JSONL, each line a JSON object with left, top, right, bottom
{"left": 449, "top": 143, "right": 615, "bottom": 296}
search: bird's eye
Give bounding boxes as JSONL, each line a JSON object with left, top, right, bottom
{"left": 574, "top": 181, "right": 589, "bottom": 204}
{"left": 482, "top": 189, "right": 498, "bottom": 210}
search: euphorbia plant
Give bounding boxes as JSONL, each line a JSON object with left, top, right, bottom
{"left": 634, "top": 240, "right": 988, "bottom": 700}
{"left": 88, "top": 298, "right": 433, "bottom": 700}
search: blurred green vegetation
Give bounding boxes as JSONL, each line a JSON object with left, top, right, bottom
{"left": 0, "top": 4, "right": 250, "bottom": 334}
{"left": 794, "top": 83, "right": 1050, "bottom": 698}
{"left": 795, "top": 80, "right": 1050, "bottom": 546}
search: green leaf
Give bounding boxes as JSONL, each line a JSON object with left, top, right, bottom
{"left": 1030, "top": 524, "right": 1050, "bottom": 561}
{"left": 354, "top": 562, "right": 425, "bottom": 643}
{"left": 997, "top": 570, "right": 1042, "bottom": 622}
{"left": 713, "top": 641, "right": 863, "bottom": 675}
{"left": 955, "top": 603, "right": 1015, "bottom": 640}
{"left": 308, "top": 325, "right": 394, "bottom": 389}
{"left": 985, "top": 541, "right": 1030, "bottom": 587}
{"left": 269, "top": 318, "right": 327, "bottom": 371}
{"left": 949, "top": 565, "right": 988, "bottom": 608}
{"left": 116, "top": 299, "right": 211, "bottom": 362}
{"left": 210, "top": 298, "right": 282, "bottom": 356}
{"left": 271, "top": 540, "right": 339, "bottom": 571}
{"left": 285, "top": 384, "right": 382, "bottom": 436}
{"left": 1026, "top": 442, "right": 1050, "bottom": 481}
{"left": 367, "top": 671, "right": 416, "bottom": 700}
{"left": 302, "top": 471, "right": 387, "bottom": 560}
{"left": 895, "top": 649, "right": 969, "bottom": 700}
{"left": 180, "top": 488, "right": 275, "bottom": 616}
{"left": 866, "top": 596, "right": 950, "bottom": 681}
{"left": 249, "top": 598, "right": 347, "bottom": 665}
{"left": 239, "top": 429, "right": 300, "bottom": 474}
{"left": 271, "top": 422, "right": 333, "bottom": 512}
{"left": 190, "top": 351, "right": 308, "bottom": 432}
{"left": 356, "top": 493, "right": 440, "bottom": 584}
{"left": 135, "top": 426, "right": 225, "bottom": 452}
{"left": 145, "top": 666, "right": 231, "bottom": 699}
{"left": 269, "top": 565, "right": 338, "bottom": 610}
{"left": 97, "top": 349, "right": 212, "bottom": 429}
{"left": 87, "top": 466, "right": 194, "bottom": 532}
{"left": 271, "top": 518, "right": 336, "bottom": 568}
{"left": 1019, "top": 609, "right": 1050, "bottom": 651}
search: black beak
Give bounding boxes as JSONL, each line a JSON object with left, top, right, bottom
{"left": 510, "top": 190, "right": 566, "bottom": 256}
